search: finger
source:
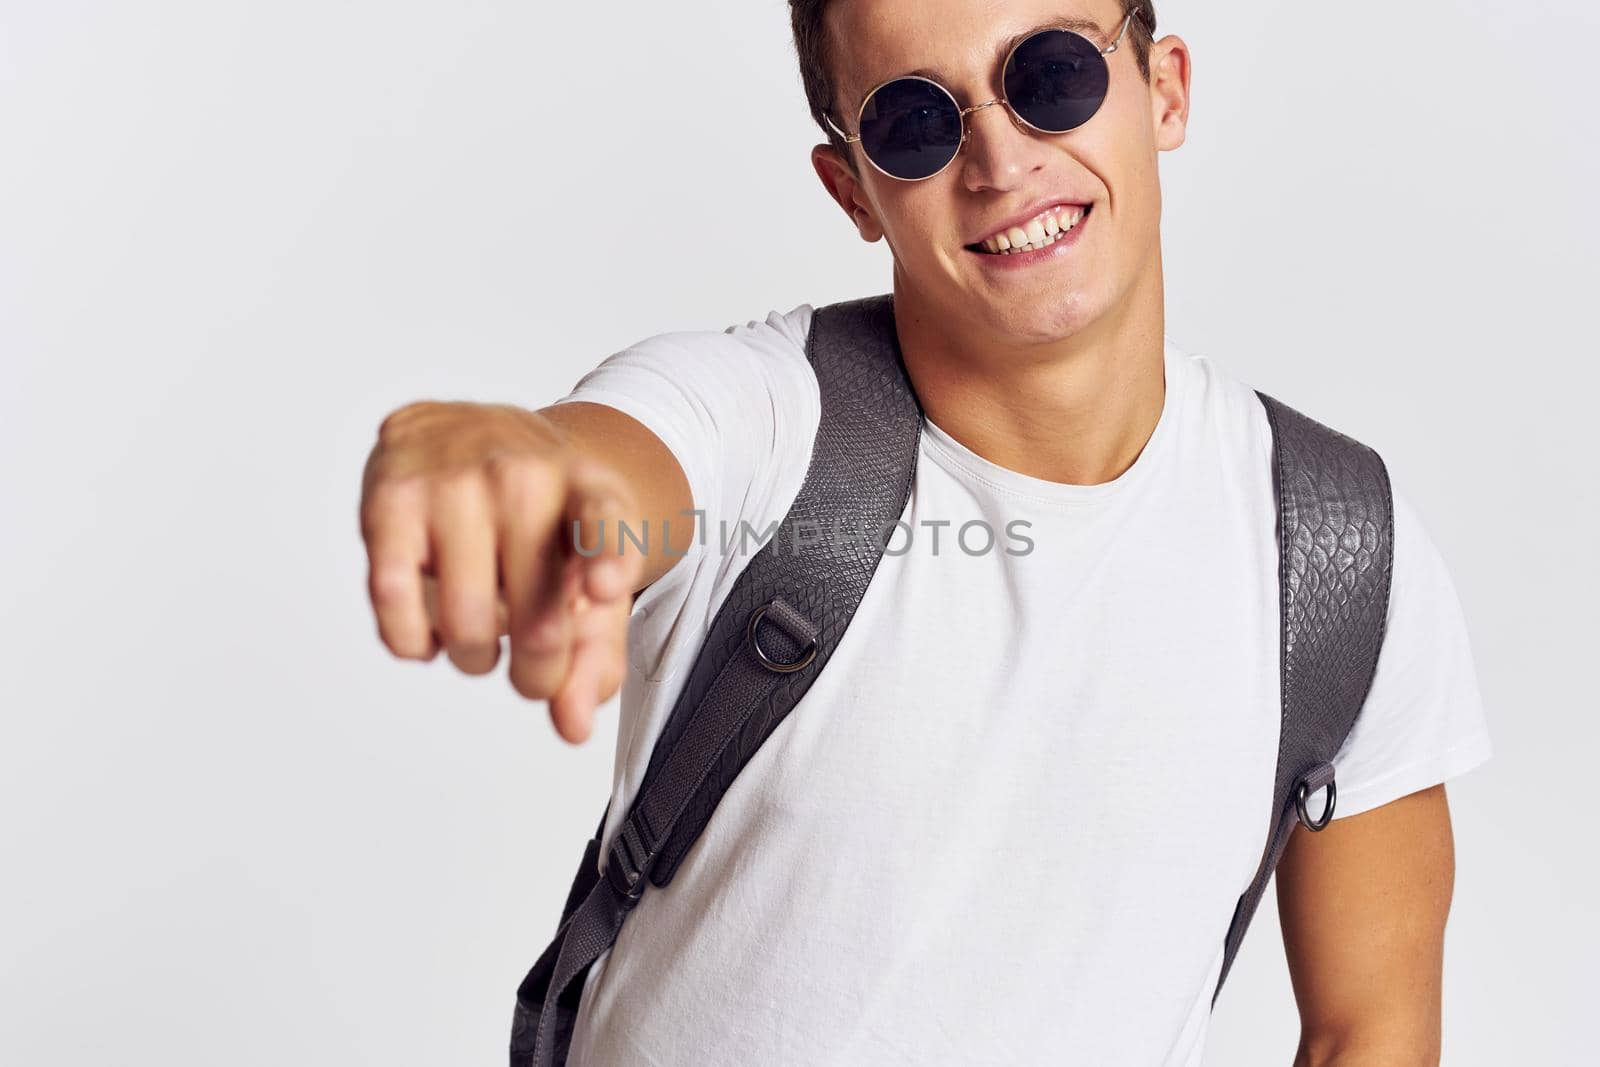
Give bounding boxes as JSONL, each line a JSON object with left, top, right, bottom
{"left": 566, "top": 458, "right": 646, "bottom": 603}
{"left": 419, "top": 574, "right": 458, "bottom": 647}
{"left": 548, "top": 592, "right": 629, "bottom": 744}
{"left": 428, "top": 475, "right": 502, "bottom": 675}
{"left": 425, "top": 573, "right": 508, "bottom": 646}
{"left": 506, "top": 554, "right": 583, "bottom": 702}
{"left": 362, "top": 478, "right": 438, "bottom": 660}
{"left": 495, "top": 456, "right": 575, "bottom": 699}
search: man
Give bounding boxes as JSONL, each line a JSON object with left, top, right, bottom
{"left": 359, "top": 1, "right": 1491, "bottom": 1062}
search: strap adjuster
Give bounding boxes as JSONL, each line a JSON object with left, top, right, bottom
{"left": 604, "top": 816, "right": 654, "bottom": 904}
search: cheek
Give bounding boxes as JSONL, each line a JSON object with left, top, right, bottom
{"left": 1114, "top": 153, "right": 1163, "bottom": 234}
{"left": 1072, "top": 135, "right": 1159, "bottom": 237}
{"left": 1091, "top": 101, "right": 1161, "bottom": 205}
{"left": 875, "top": 190, "right": 953, "bottom": 259}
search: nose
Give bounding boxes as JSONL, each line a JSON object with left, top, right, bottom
{"left": 958, "top": 98, "right": 1048, "bottom": 193}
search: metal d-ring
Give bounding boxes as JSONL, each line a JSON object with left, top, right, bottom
{"left": 746, "top": 603, "right": 819, "bottom": 674}
{"left": 1295, "top": 778, "right": 1337, "bottom": 832}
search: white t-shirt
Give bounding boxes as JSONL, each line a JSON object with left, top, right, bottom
{"left": 554, "top": 305, "right": 1492, "bottom": 1066}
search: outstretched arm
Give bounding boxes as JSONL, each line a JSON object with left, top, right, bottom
{"left": 359, "top": 399, "right": 691, "bottom": 743}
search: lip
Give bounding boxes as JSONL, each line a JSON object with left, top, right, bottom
{"left": 965, "top": 198, "right": 1094, "bottom": 248}
{"left": 965, "top": 204, "right": 1093, "bottom": 269}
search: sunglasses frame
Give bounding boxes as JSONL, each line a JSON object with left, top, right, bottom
{"left": 823, "top": 12, "right": 1135, "bottom": 182}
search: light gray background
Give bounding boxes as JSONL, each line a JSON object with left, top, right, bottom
{"left": 2, "top": 1, "right": 1595, "bottom": 1063}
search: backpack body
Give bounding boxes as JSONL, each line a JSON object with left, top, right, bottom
{"left": 509, "top": 294, "right": 1395, "bottom": 1067}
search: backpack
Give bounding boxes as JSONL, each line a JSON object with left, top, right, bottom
{"left": 508, "top": 294, "right": 1395, "bottom": 1067}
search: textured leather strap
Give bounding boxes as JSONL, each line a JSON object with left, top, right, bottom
{"left": 509, "top": 294, "right": 921, "bottom": 1066}
{"left": 1211, "top": 391, "right": 1395, "bottom": 1003}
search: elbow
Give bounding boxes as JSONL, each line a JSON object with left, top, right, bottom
{"left": 1295, "top": 1027, "right": 1440, "bottom": 1067}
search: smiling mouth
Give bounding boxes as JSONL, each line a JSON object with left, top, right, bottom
{"left": 966, "top": 204, "right": 1093, "bottom": 255}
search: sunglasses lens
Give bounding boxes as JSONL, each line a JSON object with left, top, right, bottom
{"left": 857, "top": 78, "right": 964, "bottom": 180}
{"left": 1003, "top": 29, "right": 1109, "bottom": 133}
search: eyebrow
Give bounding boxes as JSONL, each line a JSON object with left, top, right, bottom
{"left": 861, "top": 16, "right": 1111, "bottom": 99}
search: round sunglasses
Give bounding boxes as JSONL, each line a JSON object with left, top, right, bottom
{"left": 823, "top": 13, "right": 1134, "bottom": 182}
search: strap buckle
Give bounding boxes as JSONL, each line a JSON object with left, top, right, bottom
{"left": 604, "top": 816, "right": 655, "bottom": 905}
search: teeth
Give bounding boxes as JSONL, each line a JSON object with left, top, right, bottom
{"left": 977, "top": 205, "right": 1088, "bottom": 255}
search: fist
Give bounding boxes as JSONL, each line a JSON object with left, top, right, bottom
{"left": 359, "top": 400, "right": 645, "bottom": 743}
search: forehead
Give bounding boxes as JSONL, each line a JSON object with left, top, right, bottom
{"left": 826, "top": 0, "right": 1123, "bottom": 106}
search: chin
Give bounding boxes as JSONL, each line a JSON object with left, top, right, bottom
{"left": 976, "top": 285, "right": 1103, "bottom": 346}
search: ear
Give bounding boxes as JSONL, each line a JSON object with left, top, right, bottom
{"left": 1147, "top": 35, "right": 1192, "bottom": 152}
{"left": 811, "top": 143, "right": 885, "bottom": 243}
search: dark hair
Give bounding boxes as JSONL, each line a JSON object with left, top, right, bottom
{"left": 789, "top": 1, "right": 1159, "bottom": 163}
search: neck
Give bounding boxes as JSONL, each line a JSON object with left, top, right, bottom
{"left": 890, "top": 259, "right": 1168, "bottom": 486}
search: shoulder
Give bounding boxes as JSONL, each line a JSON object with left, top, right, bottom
{"left": 1161, "top": 337, "right": 1278, "bottom": 470}
{"left": 579, "top": 304, "right": 817, "bottom": 387}
{"left": 1168, "top": 340, "right": 1400, "bottom": 478}
{"left": 1178, "top": 344, "right": 1493, "bottom": 813}
{"left": 1330, "top": 464, "right": 1492, "bottom": 816}
{"left": 560, "top": 303, "right": 821, "bottom": 456}
{"left": 635, "top": 303, "right": 816, "bottom": 372}
{"left": 728, "top": 304, "right": 815, "bottom": 353}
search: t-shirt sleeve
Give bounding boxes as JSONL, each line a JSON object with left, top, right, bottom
{"left": 549, "top": 305, "right": 821, "bottom": 679}
{"left": 1328, "top": 481, "right": 1493, "bottom": 819}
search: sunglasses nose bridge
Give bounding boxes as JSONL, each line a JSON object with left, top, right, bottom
{"left": 960, "top": 98, "right": 1001, "bottom": 140}
{"left": 956, "top": 97, "right": 1021, "bottom": 152}
{"left": 952, "top": 96, "right": 1051, "bottom": 189}
{"left": 958, "top": 94, "right": 1033, "bottom": 148}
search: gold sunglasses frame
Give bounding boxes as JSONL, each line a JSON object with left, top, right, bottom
{"left": 822, "top": 11, "right": 1135, "bottom": 182}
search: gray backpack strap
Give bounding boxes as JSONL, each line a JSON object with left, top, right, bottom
{"left": 1211, "top": 391, "right": 1396, "bottom": 1003}
{"left": 509, "top": 293, "right": 921, "bottom": 1067}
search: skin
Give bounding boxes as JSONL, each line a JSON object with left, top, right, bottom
{"left": 811, "top": 0, "right": 1182, "bottom": 485}
{"left": 358, "top": 0, "right": 1458, "bottom": 1059}
{"left": 360, "top": 400, "right": 690, "bottom": 743}
{"left": 1278, "top": 784, "right": 1455, "bottom": 1066}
